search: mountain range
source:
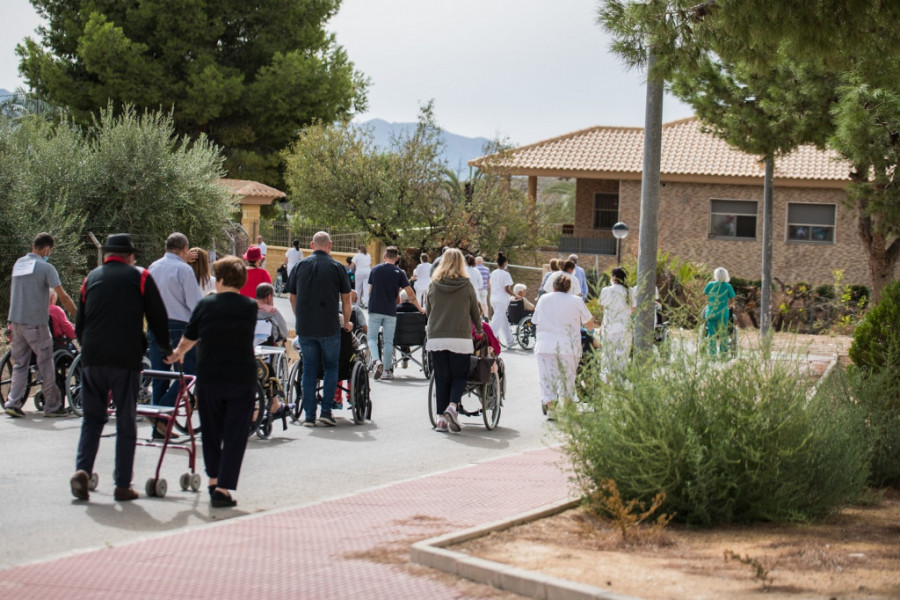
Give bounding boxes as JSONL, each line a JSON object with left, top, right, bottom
{"left": 359, "top": 118, "right": 490, "bottom": 175}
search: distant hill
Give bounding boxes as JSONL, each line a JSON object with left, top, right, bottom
{"left": 0, "top": 88, "right": 11, "bottom": 98}
{"left": 359, "top": 118, "right": 490, "bottom": 175}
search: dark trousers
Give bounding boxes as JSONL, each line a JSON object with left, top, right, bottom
{"left": 148, "top": 320, "right": 196, "bottom": 407}
{"left": 196, "top": 380, "right": 255, "bottom": 490}
{"left": 75, "top": 366, "right": 139, "bottom": 489}
{"left": 431, "top": 350, "right": 470, "bottom": 415}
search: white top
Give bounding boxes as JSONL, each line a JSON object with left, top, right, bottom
{"left": 285, "top": 247, "right": 303, "bottom": 274}
{"left": 466, "top": 266, "right": 483, "bottom": 294}
{"left": 489, "top": 268, "right": 513, "bottom": 304}
{"left": 426, "top": 337, "right": 474, "bottom": 354}
{"left": 413, "top": 262, "right": 432, "bottom": 290}
{"left": 258, "top": 241, "right": 267, "bottom": 256}
{"left": 532, "top": 292, "right": 593, "bottom": 357}
{"left": 599, "top": 283, "right": 635, "bottom": 333}
{"left": 352, "top": 252, "right": 372, "bottom": 272}
{"left": 200, "top": 276, "right": 216, "bottom": 295}
{"left": 542, "top": 271, "right": 578, "bottom": 296}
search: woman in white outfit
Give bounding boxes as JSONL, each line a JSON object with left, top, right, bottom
{"left": 598, "top": 267, "right": 635, "bottom": 374}
{"left": 532, "top": 275, "right": 594, "bottom": 414}
{"left": 412, "top": 253, "right": 432, "bottom": 307}
{"left": 351, "top": 245, "right": 372, "bottom": 308}
{"left": 488, "top": 253, "right": 515, "bottom": 346}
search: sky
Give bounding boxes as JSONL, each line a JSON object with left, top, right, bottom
{"left": 1, "top": 0, "right": 695, "bottom": 146}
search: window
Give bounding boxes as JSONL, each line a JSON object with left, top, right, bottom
{"left": 593, "top": 193, "right": 619, "bottom": 229}
{"left": 709, "top": 199, "right": 757, "bottom": 239}
{"left": 787, "top": 203, "right": 835, "bottom": 243}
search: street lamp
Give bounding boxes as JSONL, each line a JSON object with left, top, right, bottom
{"left": 612, "top": 221, "right": 629, "bottom": 266}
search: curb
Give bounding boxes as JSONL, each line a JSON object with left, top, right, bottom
{"left": 410, "top": 498, "right": 644, "bottom": 600}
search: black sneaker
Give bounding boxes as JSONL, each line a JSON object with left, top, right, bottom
{"left": 5, "top": 406, "right": 25, "bottom": 418}
{"left": 45, "top": 407, "right": 71, "bottom": 418}
{"left": 373, "top": 360, "right": 384, "bottom": 380}
{"left": 318, "top": 414, "right": 336, "bottom": 427}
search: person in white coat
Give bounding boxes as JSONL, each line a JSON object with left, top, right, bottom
{"left": 598, "top": 267, "right": 635, "bottom": 374}
{"left": 351, "top": 245, "right": 372, "bottom": 308}
{"left": 488, "top": 253, "right": 515, "bottom": 346}
{"left": 412, "top": 253, "right": 432, "bottom": 307}
{"left": 532, "top": 275, "right": 594, "bottom": 415}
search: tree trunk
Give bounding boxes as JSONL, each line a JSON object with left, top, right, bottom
{"left": 760, "top": 157, "right": 774, "bottom": 340}
{"left": 857, "top": 200, "right": 900, "bottom": 304}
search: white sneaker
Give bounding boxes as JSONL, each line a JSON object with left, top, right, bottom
{"left": 435, "top": 418, "right": 449, "bottom": 433}
{"left": 380, "top": 370, "right": 393, "bottom": 381}
{"left": 442, "top": 405, "right": 460, "bottom": 432}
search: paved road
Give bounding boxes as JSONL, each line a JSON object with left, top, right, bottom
{"left": 0, "top": 297, "right": 558, "bottom": 569}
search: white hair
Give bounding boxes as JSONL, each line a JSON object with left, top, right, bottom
{"left": 513, "top": 283, "right": 527, "bottom": 294}
{"left": 399, "top": 289, "right": 410, "bottom": 303}
{"left": 713, "top": 267, "right": 730, "bottom": 283}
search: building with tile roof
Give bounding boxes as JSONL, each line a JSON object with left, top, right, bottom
{"left": 470, "top": 117, "right": 891, "bottom": 287}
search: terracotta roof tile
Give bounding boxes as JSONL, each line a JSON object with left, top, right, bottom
{"left": 218, "top": 178, "right": 286, "bottom": 198}
{"left": 471, "top": 117, "right": 850, "bottom": 182}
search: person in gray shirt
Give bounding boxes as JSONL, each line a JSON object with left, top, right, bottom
{"left": 5, "top": 232, "right": 78, "bottom": 418}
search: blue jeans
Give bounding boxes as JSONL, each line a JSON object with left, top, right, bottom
{"left": 299, "top": 332, "right": 341, "bottom": 422}
{"left": 368, "top": 313, "right": 397, "bottom": 368}
{"left": 147, "top": 320, "right": 196, "bottom": 407}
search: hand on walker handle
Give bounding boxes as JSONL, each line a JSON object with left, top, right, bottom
{"left": 163, "top": 350, "right": 182, "bottom": 366}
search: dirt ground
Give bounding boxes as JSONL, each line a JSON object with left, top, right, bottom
{"left": 456, "top": 491, "right": 900, "bottom": 600}
{"left": 453, "top": 332, "right": 900, "bottom": 600}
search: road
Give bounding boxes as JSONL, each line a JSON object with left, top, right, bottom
{"left": 0, "top": 297, "right": 559, "bottom": 569}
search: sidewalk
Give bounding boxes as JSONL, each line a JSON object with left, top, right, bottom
{"left": 0, "top": 447, "right": 573, "bottom": 599}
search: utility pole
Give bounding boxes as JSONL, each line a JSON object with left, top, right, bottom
{"left": 634, "top": 51, "right": 664, "bottom": 353}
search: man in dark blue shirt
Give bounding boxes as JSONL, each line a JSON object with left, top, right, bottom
{"left": 367, "top": 246, "right": 422, "bottom": 381}
{"left": 288, "top": 232, "right": 352, "bottom": 426}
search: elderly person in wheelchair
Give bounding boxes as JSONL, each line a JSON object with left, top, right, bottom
{"left": 254, "top": 283, "right": 289, "bottom": 420}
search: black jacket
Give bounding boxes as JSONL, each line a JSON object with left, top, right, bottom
{"left": 76, "top": 257, "right": 171, "bottom": 370}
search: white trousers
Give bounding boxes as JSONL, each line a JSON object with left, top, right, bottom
{"left": 355, "top": 270, "right": 370, "bottom": 306}
{"left": 536, "top": 352, "right": 579, "bottom": 406}
{"left": 490, "top": 300, "right": 513, "bottom": 346}
{"left": 600, "top": 326, "right": 631, "bottom": 373}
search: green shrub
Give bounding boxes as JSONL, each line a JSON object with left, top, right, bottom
{"left": 838, "top": 367, "right": 900, "bottom": 487}
{"left": 849, "top": 280, "right": 900, "bottom": 370}
{"left": 560, "top": 348, "right": 868, "bottom": 526}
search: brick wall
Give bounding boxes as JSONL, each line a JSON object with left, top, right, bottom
{"left": 572, "top": 178, "right": 895, "bottom": 288}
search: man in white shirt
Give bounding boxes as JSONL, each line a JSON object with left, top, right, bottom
{"left": 256, "top": 235, "right": 268, "bottom": 267}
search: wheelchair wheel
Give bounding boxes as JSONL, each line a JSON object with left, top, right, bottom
{"left": 247, "top": 380, "right": 267, "bottom": 438}
{"left": 40, "top": 348, "right": 76, "bottom": 411}
{"left": 515, "top": 315, "right": 536, "bottom": 351}
{"left": 138, "top": 356, "right": 153, "bottom": 404}
{"left": 287, "top": 359, "right": 303, "bottom": 421}
{"left": 422, "top": 347, "right": 432, "bottom": 379}
{"left": 481, "top": 372, "right": 501, "bottom": 430}
{"left": 65, "top": 352, "right": 84, "bottom": 416}
{"left": 348, "top": 361, "right": 370, "bottom": 424}
{"left": 426, "top": 375, "right": 438, "bottom": 428}
{"left": 0, "top": 350, "right": 34, "bottom": 408}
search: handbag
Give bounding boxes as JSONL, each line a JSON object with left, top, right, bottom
{"left": 468, "top": 355, "right": 495, "bottom": 383}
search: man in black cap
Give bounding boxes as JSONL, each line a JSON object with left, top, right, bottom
{"left": 70, "top": 234, "right": 172, "bottom": 501}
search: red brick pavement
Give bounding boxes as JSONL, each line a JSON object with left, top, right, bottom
{"left": 0, "top": 447, "right": 573, "bottom": 599}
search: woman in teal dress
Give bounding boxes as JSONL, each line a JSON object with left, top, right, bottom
{"left": 703, "top": 267, "right": 736, "bottom": 355}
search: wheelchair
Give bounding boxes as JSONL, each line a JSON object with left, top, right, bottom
{"left": 287, "top": 329, "right": 371, "bottom": 424}
{"left": 426, "top": 336, "right": 504, "bottom": 430}
{"left": 376, "top": 311, "right": 432, "bottom": 377}
{"left": 65, "top": 352, "right": 154, "bottom": 417}
{"left": 249, "top": 345, "right": 290, "bottom": 439}
{"left": 699, "top": 306, "right": 738, "bottom": 358}
{"left": 502, "top": 299, "right": 536, "bottom": 350}
{"left": 0, "top": 332, "right": 79, "bottom": 412}
{"left": 273, "top": 265, "right": 288, "bottom": 296}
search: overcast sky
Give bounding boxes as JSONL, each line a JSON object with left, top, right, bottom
{"left": 1, "top": 0, "right": 694, "bottom": 146}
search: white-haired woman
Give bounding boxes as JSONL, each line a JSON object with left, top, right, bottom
{"left": 426, "top": 248, "right": 483, "bottom": 433}
{"left": 703, "top": 267, "right": 736, "bottom": 355}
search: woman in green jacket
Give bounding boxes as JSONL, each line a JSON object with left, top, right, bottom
{"left": 426, "top": 249, "right": 483, "bottom": 433}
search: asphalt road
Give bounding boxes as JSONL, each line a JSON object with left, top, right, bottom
{"left": 0, "top": 297, "right": 560, "bottom": 569}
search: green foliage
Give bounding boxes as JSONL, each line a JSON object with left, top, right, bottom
{"left": 850, "top": 280, "right": 900, "bottom": 370}
{"left": 17, "top": 0, "right": 368, "bottom": 187}
{"left": 0, "top": 105, "right": 231, "bottom": 318}
{"left": 560, "top": 348, "right": 869, "bottom": 526}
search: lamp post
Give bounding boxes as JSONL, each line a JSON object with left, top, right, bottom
{"left": 612, "top": 221, "right": 629, "bottom": 266}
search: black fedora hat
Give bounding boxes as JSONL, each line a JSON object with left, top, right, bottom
{"left": 101, "top": 233, "right": 139, "bottom": 254}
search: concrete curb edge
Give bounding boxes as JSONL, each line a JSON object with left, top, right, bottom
{"left": 409, "top": 497, "right": 644, "bottom": 600}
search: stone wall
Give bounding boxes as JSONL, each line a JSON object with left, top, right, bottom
{"left": 572, "top": 178, "right": 894, "bottom": 288}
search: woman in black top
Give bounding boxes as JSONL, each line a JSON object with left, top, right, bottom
{"left": 166, "top": 256, "right": 258, "bottom": 508}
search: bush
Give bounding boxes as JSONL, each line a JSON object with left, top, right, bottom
{"left": 850, "top": 280, "right": 900, "bottom": 370}
{"left": 559, "top": 348, "right": 868, "bottom": 526}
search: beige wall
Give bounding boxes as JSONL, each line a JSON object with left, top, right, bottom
{"left": 573, "top": 178, "right": 893, "bottom": 288}
{"left": 264, "top": 246, "right": 355, "bottom": 282}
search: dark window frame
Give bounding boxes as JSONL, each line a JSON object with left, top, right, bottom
{"left": 708, "top": 198, "right": 758, "bottom": 240}
{"left": 592, "top": 192, "right": 619, "bottom": 230}
{"left": 786, "top": 203, "right": 836, "bottom": 244}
